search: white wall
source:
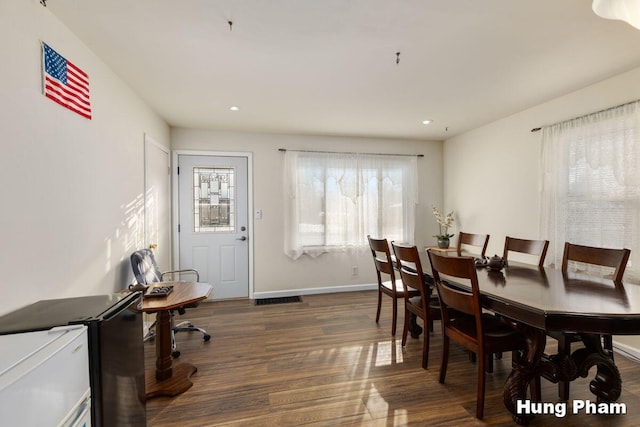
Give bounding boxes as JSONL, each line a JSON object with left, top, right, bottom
{"left": 442, "top": 65, "right": 640, "bottom": 353}
{"left": 172, "top": 129, "right": 443, "bottom": 296}
{"left": 0, "top": 0, "right": 169, "bottom": 315}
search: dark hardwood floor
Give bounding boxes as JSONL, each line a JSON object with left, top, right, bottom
{"left": 145, "top": 291, "right": 640, "bottom": 426}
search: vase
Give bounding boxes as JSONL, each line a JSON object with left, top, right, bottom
{"left": 437, "top": 237, "right": 450, "bottom": 249}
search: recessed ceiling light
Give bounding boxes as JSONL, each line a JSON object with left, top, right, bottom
{"left": 229, "top": 106, "right": 240, "bottom": 111}
{"left": 422, "top": 119, "right": 432, "bottom": 125}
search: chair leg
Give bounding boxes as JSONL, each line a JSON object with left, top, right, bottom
{"left": 485, "top": 353, "right": 493, "bottom": 374}
{"left": 477, "top": 351, "right": 486, "bottom": 420}
{"left": 401, "top": 308, "right": 410, "bottom": 346}
{"left": 375, "top": 289, "right": 382, "bottom": 323}
{"left": 391, "top": 295, "right": 397, "bottom": 336}
{"left": 421, "top": 316, "right": 429, "bottom": 369}
{"left": 439, "top": 336, "right": 450, "bottom": 384}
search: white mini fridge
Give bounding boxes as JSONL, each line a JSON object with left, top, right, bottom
{"left": 0, "top": 325, "right": 92, "bottom": 426}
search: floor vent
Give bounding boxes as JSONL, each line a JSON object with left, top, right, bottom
{"left": 255, "top": 296, "right": 302, "bottom": 306}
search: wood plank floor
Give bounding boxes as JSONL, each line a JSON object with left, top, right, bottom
{"left": 145, "top": 291, "right": 640, "bottom": 426}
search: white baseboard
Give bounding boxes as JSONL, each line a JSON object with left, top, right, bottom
{"left": 612, "top": 339, "right": 640, "bottom": 363}
{"left": 253, "top": 283, "right": 377, "bottom": 300}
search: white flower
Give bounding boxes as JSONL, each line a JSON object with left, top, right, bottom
{"left": 432, "top": 205, "right": 455, "bottom": 238}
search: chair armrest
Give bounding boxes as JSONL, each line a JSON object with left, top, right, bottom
{"left": 161, "top": 269, "right": 200, "bottom": 282}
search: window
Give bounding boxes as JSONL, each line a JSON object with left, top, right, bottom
{"left": 192, "top": 167, "right": 236, "bottom": 233}
{"left": 540, "top": 100, "right": 640, "bottom": 278}
{"left": 283, "top": 151, "right": 418, "bottom": 259}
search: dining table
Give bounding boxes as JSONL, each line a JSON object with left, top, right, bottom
{"left": 416, "top": 249, "right": 640, "bottom": 425}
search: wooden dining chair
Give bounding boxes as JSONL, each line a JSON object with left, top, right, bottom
{"left": 367, "top": 236, "right": 419, "bottom": 336}
{"left": 427, "top": 250, "right": 526, "bottom": 420}
{"left": 456, "top": 232, "right": 490, "bottom": 258}
{"left": 550, "top": 241, "right": 631, "bottom": 401}
{"left": 502, "top": 236, "right": 550, "bottom": 267}
{"left": 391, "top": 242, "right": 442, "bottom": 369}
{"left": 561, "top": 242, "right": 630, "bottom": 283}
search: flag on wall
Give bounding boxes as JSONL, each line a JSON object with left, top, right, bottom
{"left": 42, "top": 42, "right": 92, "bottom": 120}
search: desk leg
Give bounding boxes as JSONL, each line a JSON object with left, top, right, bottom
{"left": 155, "top": 310, "right": 173, "bottom": 380}
{"left": 145, "top": 310, "right": 198, "bottom": 398}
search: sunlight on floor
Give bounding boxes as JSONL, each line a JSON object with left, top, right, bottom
{"left": 373, "top": 340, "right": 405, "bottom": 367}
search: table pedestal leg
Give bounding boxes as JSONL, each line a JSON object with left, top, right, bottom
{"left": 145, "top": 309, "right": 198, "bottom": 398}
{"left": 572, "top": 334, "right": 622, "bottom": 402}
{"left": 408, "top": 313, "right": 423, "bottom": 338}
{"left": 504, "top": 326, "right": 546, "bottom": 426}
{"left": 505, "top": 328, "right": 622, "bottom": 425}
{"left": 155, "top": 310, "right": 173, "bottom": 381}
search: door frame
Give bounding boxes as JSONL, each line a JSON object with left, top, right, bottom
{"left": 144, "top": 133, "right": 171, "bottom": 268}
{"left": 172, "top": 149, "right": 254, "bottom": 299}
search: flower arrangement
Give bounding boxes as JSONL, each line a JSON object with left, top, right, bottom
{"left": 432, "top": 205, "right": 455, "bottom": 239}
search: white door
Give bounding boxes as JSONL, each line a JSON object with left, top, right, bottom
{"left": 177, "top": 154, "right": 249, "bottom": 299}
{"left": 144, "top": 134, "right": 171, "bottom": 270}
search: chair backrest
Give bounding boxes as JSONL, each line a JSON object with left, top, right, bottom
{"left": 367, "top": 235, "right": 396, "bottom": 278}
{"left": 427, "top": 250, "right": 484, "bottom": 346}
{"left": 130, "top": 249, "right": 163, "bottom": 285}
{"left": 561, "top": 242, "right": 631, "bottom": 283}
{"left": 502, "top": 236, "right": 549, "bottom": 267}
{"left": 457, "top": 232, "right": 490, "bottom": 258}
{"left": 391, "top": 242, "right": 428, "bottom": 298}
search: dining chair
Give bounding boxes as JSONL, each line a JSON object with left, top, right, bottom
{"left": 427, "top": 250, "right": 527, "bottom": 420}
{"left": 367, "top": 236, "right": 419, "bottom": 336}
{"left": 502, "top": 236, "right": 550, "bottom": 267}
{"left": 491, "top": 236, "right": 549, "bottom": 365}
{"left": 456, "top": 232, "right": 490, "bottom": 259}
{"left": 391, "top": 242, "right": 442, "bottom": 369}
{"left": 550, "top": 241, "right": 631, "bottom": 400}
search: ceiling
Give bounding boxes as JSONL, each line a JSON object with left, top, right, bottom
{"left": 48, "top": 0, "right": 640, "bottom": 141}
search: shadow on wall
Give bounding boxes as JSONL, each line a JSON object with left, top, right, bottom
{"left": 116, "top": 192, "right": 146, "bottom": 290}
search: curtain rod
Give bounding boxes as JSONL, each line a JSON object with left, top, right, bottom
{"left": 530, "top": 99, "right": 640, "bottom": 133}
{"left": 278, "top": 148, "right": 424, "bottom": 158}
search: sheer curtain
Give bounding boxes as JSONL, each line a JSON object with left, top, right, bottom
{"left": 540, "top": 100, "right": 640, "bottom": 279}
{"left": 283, "top": 151, "right": 418, "bottom": 260}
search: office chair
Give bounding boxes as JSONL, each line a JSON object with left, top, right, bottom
{"left": 130, "top": 248, "right": 210, "bottom": 358}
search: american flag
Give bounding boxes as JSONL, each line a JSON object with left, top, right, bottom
{"left": 42, "top": 43, "right": 91, "bottom": 120}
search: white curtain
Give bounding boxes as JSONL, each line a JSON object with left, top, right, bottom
{"left": 540, "top": 100, "right": 640, "bottom": 279}
{"left": 283, "top": 151, "right": 418, "bottom": 260}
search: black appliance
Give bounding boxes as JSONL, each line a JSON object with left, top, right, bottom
{"left": 0, "top": 292, "right": 146, "bottom": 427}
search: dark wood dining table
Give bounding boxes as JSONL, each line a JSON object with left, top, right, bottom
{"left": 417, "top": 249, "right": 640, "bottom": 425}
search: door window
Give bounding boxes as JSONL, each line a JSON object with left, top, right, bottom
{"left": 193, "top": 167, "right": 235, "bottom": 233}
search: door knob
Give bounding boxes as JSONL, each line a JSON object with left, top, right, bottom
{"left": 149, "top": 243, "right": 158, "bottom": 249}
{"left": 236, "top": 236, "right": 247, "bottom": 241}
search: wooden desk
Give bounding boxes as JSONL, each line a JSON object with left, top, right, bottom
{"left": 141, "top": 281, "right": 212, "bottom": 398}
{"left": 419, "top": 250, "right": 640, "bottom": 424}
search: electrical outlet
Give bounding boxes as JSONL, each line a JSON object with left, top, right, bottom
{"left": 352, "top": 265, "right": 358, "bottom": 276}
{"left": 255, "top": 209, "right": 262, "bottom": 220}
